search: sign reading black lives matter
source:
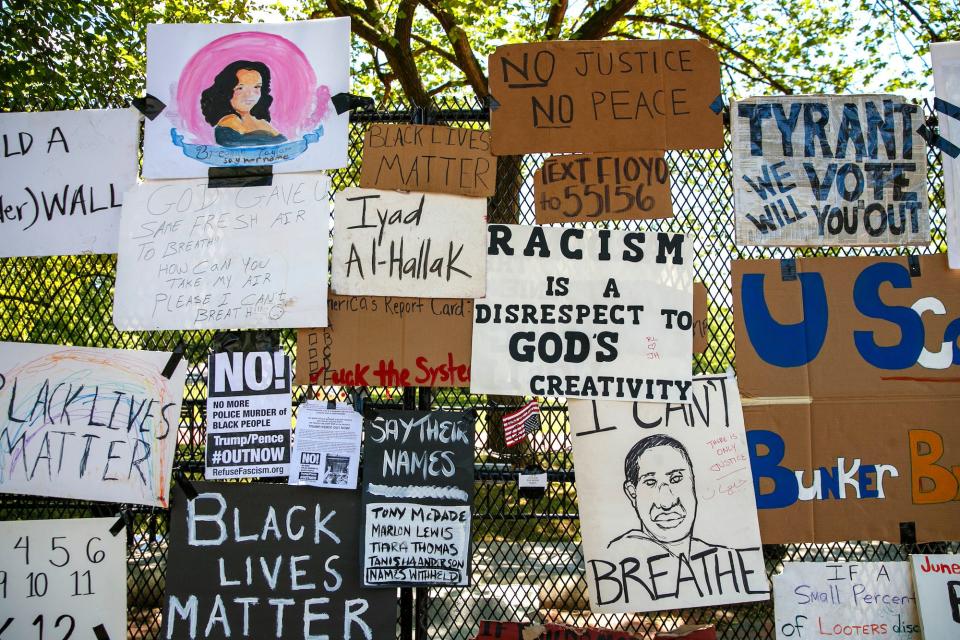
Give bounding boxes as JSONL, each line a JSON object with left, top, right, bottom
{"left": 163, "top": 482, "right": 395, "bottom": 640}
{"left": 470, "top": 224, "right": 693, "bottom": 402}
{"left": 732, "top": 94, "right": 929, "bottom": 246}
{"left": 569, "top": 375, "right": 769, "bottom": 613}
{"left": 205, "top": 350, "right": 291, "bottom": 479}
{"left": 361, "top": 410, "right": 475, "bottom": 587}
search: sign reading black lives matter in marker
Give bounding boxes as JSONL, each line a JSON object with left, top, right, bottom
{"left": 569, "top": 375, "right": 769, "bottom": 613}
{"left": 205, "top": 350, "right": 291, "bottom": 479}
{"left": 470, "top": 224, "right": 693, "bottom": 402}
{"left": 361, "top": 410, "right": 475, "bottom": 587}
{"left": 0, "top": 518, "right": 126, "bottom": 640}
{"left": 163, "top": 482, "right": 395, "bottom": 640}
{"left": 732, "top": 94, "right": 929, "bottom": 246}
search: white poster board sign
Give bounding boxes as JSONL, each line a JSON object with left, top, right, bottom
{"left": 569, "top": 375, "right": 768, "bottom": 612}
{"left": 143, "top": 18, "right": 350, "bottom": 179}
{"left": 0, "top": 342, "right": 186, "bottom": 507}
{"left": 0, "top": 518, "right": 126, "bottom": 640}
{"left": 932, "top": 43, "right": 960, "bottom": 269}
{"left": 0, "top": 109, "right": 138, "bottom": 257}
{"left": 331, "top": 187, "right": 487, "bottom": 298}
{"left": 732, "top": 95, "right": 929, "bottom": 246}
{"left": 911, "top": 554, "right": 960, "bottom": 639}
{"left": 470, "top": 224, "right": 693, "bottom": 402}
{"left": 774, "top": 562, "right": 921, "bottom": 639}
{"left": 114, "top": 173, "right": 330, "bottom": 330}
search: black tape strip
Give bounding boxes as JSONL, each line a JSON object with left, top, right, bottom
{"left": 327, "top": 399, "right": 337, "bottom": 410}
{"left": 917, "top": 124, "right": 960, "bottom": 159}
{"left": 331, "top": 92, "right": 374, "bottom": 115}
{"left": 935, "top": 97, "right": 960, "bottom": 122}
{"left": 899, "top": 521, "right": 917, "bottom": 546}
{"left": 709, "top": 95, "right": 725, "bottom": 115}
{"left": 362, "top": 406, "right": 380, "bottom": 421}
{"left": 908, "top": 254, "right": 921, "bottom": 277}
{"left": 161, "top": 342, "right": 185, "bottom": 379}
{"left": 780, "top": 258, "right": 797, "bottom": 281}
{"left": 93, "top": 624, "right": 110, "bottom": 640}
{"left": 109, "top": 513, "right": 126, "bottom": 537}
{"left": 208, "top": 165, "right": 273, "bottom": 189}
{"left": 131, "top": 94, "right": 166, "bottom": 121}
{"left": 176, "top": 471, "right": 198, "bottom": 500}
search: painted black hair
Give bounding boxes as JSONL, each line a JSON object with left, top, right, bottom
{"left": 623, "top": 434, "right": 693, "bottom": 486}
{"left": 200, "top": 60, "right": 275, "bottom": 126}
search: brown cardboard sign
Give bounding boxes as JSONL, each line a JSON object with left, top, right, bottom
{"left": 488, "top": 39, "right": 723, "bottom": 155}
{"left": 295, "top": 294, "right": 472, "bottom": 387}
{"left": 534, "top": 151, "right": 673, "bottom": 223}
{"left": 693, "top": 281, "right": 708, "bottom": 354}
{"left": 359, "top": 124, "right": 495, "bottom": 197}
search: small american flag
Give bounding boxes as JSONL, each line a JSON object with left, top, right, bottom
{"left": 503, "top": 400, "right": 541, "bottom": 447}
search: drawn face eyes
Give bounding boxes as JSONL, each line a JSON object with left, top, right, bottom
{"left": 668, "top": 470, "right": 684, "bottom": 484}
{"left": 642, "top": 477, "right": 657, "bottom": 488}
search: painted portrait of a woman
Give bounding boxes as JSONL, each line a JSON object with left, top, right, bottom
{"left": 200, "top": 60, "right": 288, "bottom": 147}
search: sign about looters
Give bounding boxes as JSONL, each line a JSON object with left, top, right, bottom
{"left": 361, "top": 410, "right": 475, "bottom": 587}
{"left": 114, "top": 173, "right": 331, "bottom": 330}
{"left": 732, "top": 95, "right": 929, "bottom": 246}
{"left": 205, "top": 350, "right": 291, "bottom": 480}
{"left": 0, "top": 108, "right": 139, "bottom": 257}
{"left": 774, "top": 562, "right": 921, "bottom": 640}
{"left": 535, "top": 151, "right": 673, "bottom": 223}
{"left": 0, "top": 518, "right": 126, "bottom": 640}
{"left": 332, "top": 187, "right": 487, "bottom": 298}
{"left": 911, "top": 554, "right": 960, "bottom": 639}
{"left": 470, "top": 224, "right": 693, "bottom": 402}
{"left": 0, "top": 342, "right": 186, "bottom": 507}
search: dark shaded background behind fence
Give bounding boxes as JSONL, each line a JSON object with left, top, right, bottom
{"left": 1, "top": 98, "right": 957, "bottom": 639}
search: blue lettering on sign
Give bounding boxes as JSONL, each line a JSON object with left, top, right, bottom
{"left": 740, "top": 272, "right": 828, "bottom": 367}
{"left": 853, "top": 262, "right": 924, "bottom": 369}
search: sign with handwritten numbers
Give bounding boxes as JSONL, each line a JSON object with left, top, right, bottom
{"left": 113, "top": 173, "right": 330, "bottom": 330}
{"left": 0, "top": 518, "right": 126, "bottom": 640}
{"left": 361, "top": 410, "right": 475, "bottom": 587}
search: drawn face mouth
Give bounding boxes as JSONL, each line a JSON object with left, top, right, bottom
{"left": 650, "top": 503, "right": 687, "bottom": 529}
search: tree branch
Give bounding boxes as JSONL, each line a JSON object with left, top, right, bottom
{"left": 571, "top": 0, "right": 639, "bottom": 40}
{"left": 412, "top": 34, "right": 459, "bottom": 66}
{"left": 545, "top": 0, "right": 568, "bottom": 40}
{"left": 420, "top": 0, "right": 489, "bottom": 98}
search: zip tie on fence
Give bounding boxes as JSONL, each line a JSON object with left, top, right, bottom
{"left": 93, "top": 624, "right": 111, "bottom": 640}
{"left": 109, "top": 511, "right": 128, "bottom": 537}
{"left": 332, "top": 93, "right": 374, "bottom": 115}
{"left": 162, "top": 342, "right": 186, "bottom": 379}
{"left": 131, "top": 94, "right": 166, "bottom": 120}
{"left": 487, "top": 95, "right": 501, "bottom": 112}
{"left": 917, "top": 124, "right": 960, "bottom": 159}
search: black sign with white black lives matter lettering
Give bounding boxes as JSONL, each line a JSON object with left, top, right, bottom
{"left": 163, "top": 482, "right": 395, "bottom": 640}
{"left": 361, "top": 410, "right": 475, "bottom": 588}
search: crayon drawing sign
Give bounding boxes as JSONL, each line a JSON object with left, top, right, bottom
{"left": 910, "top": 554, "right": 960, "bottom": 639}
{"left": 732, "top": 95, "right": 928, "bottom": 246}
{"left": 0, "top": 109, "right": 139, "bottom": 257}
{"left": 569, "top": 375, "right": 769, "bottom": 613}
{"left": 0, "top": 342, "right": 187, "bottom": 507}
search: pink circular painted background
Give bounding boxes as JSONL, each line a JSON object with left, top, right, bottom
{"left": 174, "top": 32, "right": 331, "bottom": 144}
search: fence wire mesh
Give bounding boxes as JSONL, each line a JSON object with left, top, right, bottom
{"left": 0, "top": 97, "right": 956, "bottom": 639}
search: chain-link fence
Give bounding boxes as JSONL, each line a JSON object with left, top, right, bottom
{"left": 0, "top": 97, "right": 956, "bottom": 639}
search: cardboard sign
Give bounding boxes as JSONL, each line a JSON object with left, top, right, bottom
{"left": 474, "top": 621, "right": 640, "bottom": 640}
{"left": 693, "top": 281, "right": 708, "bottom": 354}
{"left": 143, "top": 18, "right": 350, "bottom": 179}
{"left": 911, "top": 554, "right": 960, "bottom": 638}
{"left": 114, "top": 173, "right": 330, "bottom": 330}
{"left": 569, "top": 375, "right": 768, "bottom": 613}
{"left": 0, "top": 518, "right": 126, "bottom": 640}
{"left": 294, "top": 295, "right": 473, "bottom": 387}
{"left": 331, "top": 187, "right": 487, "bottom": 298}
{"left": 488, "top": 40, "right": 723, "bottom": 155}
{"left": 360, "top": 124, "right": 495, "bottom": 197}
{"left": 163, "top": 482, "right": 395, "bottom": 640}
{"left": 535, "top": 151, "right": 673, "bottom": 223}
{"left": 0, "top": 109, "right": 138, "bottom": 257}
{"left": 732, "top": 95, "right": 929, "bottom": 246}
{"left": 361, "top": 410, "right": 475, "bottom": 587}
{"left": 774, "top": 562, "right": 921, "bottom": 640}
{"left": 471, "top": 224, "right": 693, "bottom": 402}
{"left": 205, "top": 350, "right": 291, "bottom": 479}
{"left": 932, "top": 43, "right": 960, "bottom": 269}
{"left": 0, "top": 342, "right": 186, "bottom": 507}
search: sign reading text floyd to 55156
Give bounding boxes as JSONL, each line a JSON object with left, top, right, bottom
{"left": 535, "top": 151, "right": 673, "bottom": 223}
{"left": 470, "top": 224, "right": 693, "bottom": 402}
{"left": 113, "top": 173, "right": 331, "bottom": 330}
{"left": 732, "top": 95, "right": 929, "bottom": 246}
{"left": 0, "top": 109, "right": 139, "bottom": 257}
{"left": 488, "top": 40, "right": 723, "bottom": 156}
{"left": 361, "top": 410, "right": 475, "bottom": 587}
{"left": 332, "top": 187, "right": 487, "bottom": 298}
{"left": 0, "top": 342, "right": 187, "bottom": 507}
{"left": 163, "top": 482, "right": 395, "bottom": 640}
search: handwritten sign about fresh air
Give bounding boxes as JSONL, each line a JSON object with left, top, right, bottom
{"left": 535, "top": 151, "right": 673, "bottom": 223}
{"left": 0, "top": 518, "right": 126, "bottom": 640}
{"left": 470, "top": 224, "right": 693, "bottom": 402}
{"left": 114, "top": 173, "right": 330, "bottom": 330}
{"left": 0, "top": 342, "right": 186, "bottom": 507}
{"left": 331, "top": 187, "right": 487, "bottom": 298}
{"left": 732, "top": 95, "right": 929, "bottom": 246}
{"left": 361, "top": 410, "right": 475, "bottom": 587}
{"left": 488, "top": 40, "right": 723, "bottom": 155}
{"left": 0, "top": 109, "right": 138, "bottom": 257}
{"left": 360, "top": 124, "right": 495, "bottom": 197}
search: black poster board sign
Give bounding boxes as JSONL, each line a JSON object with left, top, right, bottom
{"left": 163, "top": 482, "right": 396, "bottom": 639}
{"left": 361, "top": 409, "right": 475, "bottom": 587}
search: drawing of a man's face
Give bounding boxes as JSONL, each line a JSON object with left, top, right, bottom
{"left": 230, "top": 68, "right": 263, "bottom": 114}
{"left": 623, "top": 438, "right": 697, "bottom": 544}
